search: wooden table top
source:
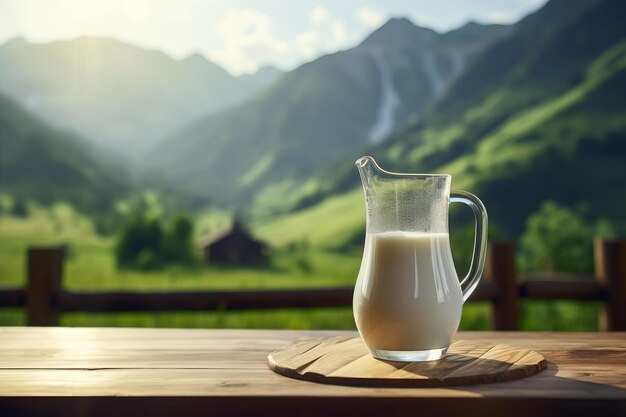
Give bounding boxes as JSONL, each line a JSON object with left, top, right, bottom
{"left": 0, "top": 327, "right": 625, "bottom": 417}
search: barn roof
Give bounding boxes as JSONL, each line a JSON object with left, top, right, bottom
{"left": 197, "top": 229, "right": 232, "bottom": 248}
{"left": 197, "top": 220, "right": 266, "bottom": 249}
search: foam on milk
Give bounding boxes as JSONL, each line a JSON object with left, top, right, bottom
{"left": 353, "top": 232, "right": 463, "bottom": 352}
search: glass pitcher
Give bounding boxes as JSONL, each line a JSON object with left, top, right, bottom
{"left": 354, "top": 156, "right": 488, "bottom": 361}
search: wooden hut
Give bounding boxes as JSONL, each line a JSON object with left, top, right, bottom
{"left": 198, "top": 220, "right": 269, "bottom": 265}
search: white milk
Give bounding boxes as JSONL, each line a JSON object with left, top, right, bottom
{"left": 353, "top": 232, "right": 463, "bottom": 352}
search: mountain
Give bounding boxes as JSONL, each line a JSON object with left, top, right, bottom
{"left": 149, "top": 19, "right": 511, "bottom": 213}
{"left": 257, "top": 0, "right": 626, "bottom": 245}
{"left": 239, "top": 66, "right": 284, "bottom": 91}
{"left": 376, "top": 0, "right": 626, "bottom": 237}
{"left": 0, "top": 37, "right": 279, "bottom": 156}
{"left": 0, "top": 92, "right": 127, "bottom": 211}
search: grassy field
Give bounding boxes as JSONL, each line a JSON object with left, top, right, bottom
{"left": 0, "top": 202, "right": 599, "bottom": 331}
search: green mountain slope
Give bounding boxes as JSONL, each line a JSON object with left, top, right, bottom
{"left": 257, "top": 0, "right": 626, "bottom": 245}
{"left": 439, "top": 41, "right": 626, "bottom": 236}
{"left": 0, "top": 37, "right": 281, "bottom": 156}
{"left": 381, "top": 0, "right": 626, "bottom": 237}
{"left": 0, "top": 92, "right": 127, "bottom": 211}
{"left": 149, "top": 19, "right": 510, "bottom": 212}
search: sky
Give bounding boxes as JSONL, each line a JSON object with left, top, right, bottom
{"left": 0, "top": 0, "right": 548, "bottom": 76}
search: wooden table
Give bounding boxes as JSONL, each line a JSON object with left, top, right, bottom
{"left": 0, "top": 328, "right": 624, "bottom": 416}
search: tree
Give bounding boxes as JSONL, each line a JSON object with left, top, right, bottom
{"left": 161, "top": 214, "right": 195, "bottom": 264}
{"left": 520, "top": 201, "right": 593, "bottom": 274}
{"left": 115, "top": 213, "right": 164, "bottom": 270}
{"left": 115, "top": 212, "right": 196, "bottom": 270}
{"left": 11, "top": 197, "right": 28, "bottom": 217}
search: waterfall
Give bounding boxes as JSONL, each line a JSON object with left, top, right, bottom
{"left": 369, "top": 53, "right": 401, "bottom": 144}
{"left": 421, "top": 50, "right": 446, "bottom": 97}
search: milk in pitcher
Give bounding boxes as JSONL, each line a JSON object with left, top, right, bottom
{"left": 353, "top": 232, "right": 463, "bottom": 355}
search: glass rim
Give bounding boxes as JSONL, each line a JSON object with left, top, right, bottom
{"left": 355, "top": 156, "right": 451, "bottom": 179}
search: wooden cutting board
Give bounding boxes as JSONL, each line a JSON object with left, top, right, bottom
{"left": 268, "top": 336, "right": 546, "bottom": 387}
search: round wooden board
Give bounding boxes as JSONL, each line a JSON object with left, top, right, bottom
{"left": 268, "top": 336, "right": 546, "bottom": 387}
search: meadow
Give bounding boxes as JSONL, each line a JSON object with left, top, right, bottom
{"left": 0, "top": 201, "right": 599, "bottom": 331}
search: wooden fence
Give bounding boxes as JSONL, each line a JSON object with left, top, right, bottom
{"left": 0, "top": 240, "right": 625, "bottom": 330}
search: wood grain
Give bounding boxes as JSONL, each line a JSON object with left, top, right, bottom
{"left": 0, "top": 328, "right": 624, "bottom": 417}
{"left": 268, "top": 337, "right": 546, "bottom": 387}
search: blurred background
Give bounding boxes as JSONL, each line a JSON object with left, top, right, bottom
{"left": 1, "top": 0, "right": 625, "bottom": 330}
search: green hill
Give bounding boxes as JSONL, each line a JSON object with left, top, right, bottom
{"left": 0, "top": 92, "right": 127, "bottom": 211}
{"left": 257, "top": 0, "right": 626, "bottom": 245}
{"left": 380, "top": 0, "right": 626, "bottom": 237}
{"left": 149, "top": 19, "right": 510, "bottom": 213}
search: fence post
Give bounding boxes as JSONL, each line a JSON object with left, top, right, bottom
{"left": 487, "top": 242, "right": 519, "bottom": 330}
{"left": 27, "top": 247, "right": 65, "bottom": 326}
{"left": 595, "top": 239, "right": 626, "bottom": 331}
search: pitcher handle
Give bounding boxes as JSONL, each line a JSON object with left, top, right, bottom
{"left": 450, "top": 191, "right": 488, "bottom": 302}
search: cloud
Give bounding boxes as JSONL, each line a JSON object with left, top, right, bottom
{"left": 295, "top": 31, "right": 320, "bottom": 60}
{"left": 310, "top": 6, "right": 330, "bottom": 25}
{"left": 328, "top": 19, "right": 348, "bottom": 51}
{"left": 212, "top": 8, "right": 291, "bottom": 74}
{"left": 294, "top": 17, "right": 355, "bottom": 62}
{"left": 356, "top": 7, "right": 385, "bottom": 29}
{"left": 486, "top": 10, "right": 516, "bottom": 24}
{"left": 211, "top": 6, "right": 360, "bottom": 74}
{"left": 124, "top": 2, "right": 152, "bottom": 22}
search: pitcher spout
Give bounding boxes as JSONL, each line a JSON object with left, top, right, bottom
{"left": 355, "top": 156, "right": 383, "bottom": 189}
{"left": 355, "top": 156, "right": 382, "bottom": 171}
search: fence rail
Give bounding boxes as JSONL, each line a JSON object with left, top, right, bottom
{"left": 0, "top": 240, "right": 625, "bottom": 330}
